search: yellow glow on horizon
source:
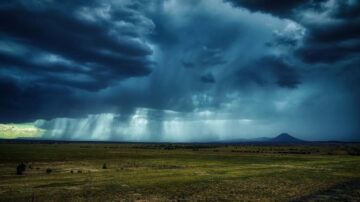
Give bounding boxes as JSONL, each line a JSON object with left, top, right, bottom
{"left": 0, "top": 123, "right": 44, "bottom": 139}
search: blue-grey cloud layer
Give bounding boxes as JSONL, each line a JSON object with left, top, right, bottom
{"left": 0, "top": 0, "right": 359, "bottom": 141}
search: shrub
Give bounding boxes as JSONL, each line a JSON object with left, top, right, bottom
{"left": 46, "top": 168, "right": 52, "bottom": 174}
{"left": 103, "top": 163, "right": 107, "bottom": 169}
{"left": 16, "top": 162, "right": 26, "bottom": 175}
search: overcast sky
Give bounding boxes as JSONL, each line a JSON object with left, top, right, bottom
{"left": 0, "top": 0, "right": 359, "bottom": 141}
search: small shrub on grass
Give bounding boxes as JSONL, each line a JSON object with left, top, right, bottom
{"left": 16, "top": 162, "right": 26, "bottom": 175}
{"left": 46, "top": 168, "right": 52, "bottom": 174}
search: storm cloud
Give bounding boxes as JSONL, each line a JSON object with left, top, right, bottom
{"left": 0, "top": 0, "right": 154, "bottom": 121}
{"left": 0, "top": 0, "right": 359, "bottom": 141}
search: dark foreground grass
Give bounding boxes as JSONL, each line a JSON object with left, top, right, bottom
{"left": 0, "top": 143, "right": 359, "bottom": 201}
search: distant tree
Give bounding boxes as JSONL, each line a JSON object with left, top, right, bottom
{"left": 16, "top": 162, "right": 26, "bottom": 175}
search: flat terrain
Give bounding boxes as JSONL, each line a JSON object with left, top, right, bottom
{"left": 0, "top": 143, "right": 359, "bottom": 201}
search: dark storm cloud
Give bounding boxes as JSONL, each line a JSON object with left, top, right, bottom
{"left": 296, "top": 20, "right": 360, "bottom": 63}
{"left": 263, "top": 57, "right": 301, "bottom": 89}
{"left": 295, "top": 42, "right": 360, "bottom": 64}
{"left": 181, "top": 46, "right": 227, "bottom": 69}
{"left": 224, "top": 0, "right": 309, "bottom": 18}
{"left": 200, "top": 73, "right": 216, "bottom": 83}
{"left": 330, "top": 0, "right": 360, "bottom": 18}
{"left": 227, "top": 0, "right": 360, "bottom": 64}
{"left": 233, "top": 56, "right": 301, "bottom": 89}
{"left": 0, "top": 0, "right": 155, "bottom": 122}
{"left": 0, "top": 4, "right": 153, "bottom": 82}
{"left": 295, "top": 0, "right": 360, "bottom": 64}
{"left": 0, "top": 76, "right": 81, "bottom": 123}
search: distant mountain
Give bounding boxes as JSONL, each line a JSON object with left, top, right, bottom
{"left": 213, "top": 134, "right": 304, "bottom": 144}
{"left": 268, "top": 133, "right": 304, "bottom": 143}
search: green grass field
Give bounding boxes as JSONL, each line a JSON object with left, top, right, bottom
{"left": 0, "top": 143, "right": 359, "bottom": 201}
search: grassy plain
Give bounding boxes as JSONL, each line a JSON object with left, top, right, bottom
{"left": 0, "top": 143, "right": 359, "bottom": 201}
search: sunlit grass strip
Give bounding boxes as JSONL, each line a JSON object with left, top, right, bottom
{"left": 0, "top": 123, "right": 44, "bottom": 139}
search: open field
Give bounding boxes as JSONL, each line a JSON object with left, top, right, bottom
{"left": 0, "top": 143, "right": 360, "bottom": 201}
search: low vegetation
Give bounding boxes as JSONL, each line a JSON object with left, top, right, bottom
{"left": 0, "top": 143, "right": 359, "bottom": 201}
{"left": 16, "top": 162, "right": 26, "bottom": 175}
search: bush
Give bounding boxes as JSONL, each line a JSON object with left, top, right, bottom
{"left": 16, "top": 162, "right": 26, "bottom": 175}
{"left": 46, "top": 168, "right": 52, "bottom": 174}
{"left": 103, "top": 163, "right": 107, "bottom": 169}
